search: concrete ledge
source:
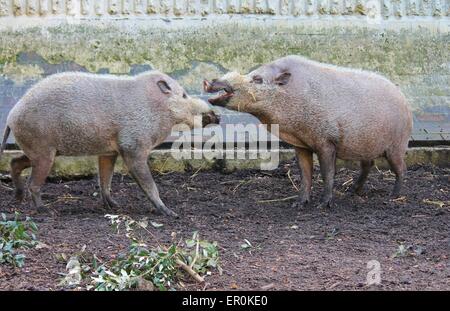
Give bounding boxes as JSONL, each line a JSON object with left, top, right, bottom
{"left": 0, "top": 147, "right": 448, "bottom": 178}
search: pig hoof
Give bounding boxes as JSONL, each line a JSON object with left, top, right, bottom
{"left": 103, "top": 198, "right": 119, "bottom": 209}
{"left": 15, "top": 194, "right": 25, "bottom": 202}
{"left": 291, "top": 198, "right": 309, "bottom": 208}
{"left": 15, "top": 189, "right": 25, "bottom": 202}
{"left": 348, "top": 184, "right": 364, "bottom": 196}
{"left": 154, "top": 207, "right": 179, "bottom": 218}
{"left": 165, "top": 210, "right": 179, "bottom": 218}
{"left": 317, "top": 199, "right": 333, "bottom": 209}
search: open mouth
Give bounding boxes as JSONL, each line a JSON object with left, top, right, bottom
{"left": 203, "top": 80, "right": 234, "bottom": 106}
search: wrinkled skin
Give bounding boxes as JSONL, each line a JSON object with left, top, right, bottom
{"left": 1, "top": 70, "right": 219, "bottom": 217}
{"left": 205, "top": 55, "right": 413, "bottom": 208}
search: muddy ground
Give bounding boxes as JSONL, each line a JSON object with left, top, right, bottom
{"left": 0, "top": 161, "right": 449, "bottom": 291}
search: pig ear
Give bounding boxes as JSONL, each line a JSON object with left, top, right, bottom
{"left": 157, "top": 80, "right": 172, "bottom": 94}
{"left": 274, "top": 72, "right": 291, "bottom": 86}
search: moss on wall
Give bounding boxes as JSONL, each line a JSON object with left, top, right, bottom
{"left": 0, "top": 22, "right": 448, "bottom": 112}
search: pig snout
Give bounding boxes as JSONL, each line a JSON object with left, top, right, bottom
{"left": 202, "top": 111, "right": 220, "bottom": 127}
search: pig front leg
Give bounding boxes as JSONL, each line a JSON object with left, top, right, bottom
{"left": 98, "top": 154, "right": 119, "bottom": 208}
{"left": 120, "top": 149, "right": 179, "bottom": 218}
{"left": 317, "top": 143, "right": 336, "bottom": 208}
{"left": 291, "top": 147, "right": 313, "bottom": 208}
{"left": 349, "top": 160, "right": 374, "bottom": 195}
{"left": 386, "top": 150, "right": 407, "bottom": 197}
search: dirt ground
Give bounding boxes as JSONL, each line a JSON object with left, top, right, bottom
{"left": 0, "top": 160, "right": 449, "bottom": 291}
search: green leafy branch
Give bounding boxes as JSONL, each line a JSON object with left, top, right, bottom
{"left": 0, "top": 212, "right": 38, "bottom": 267}
{"left": 83, "top": 214, "right": 221, "bottom": 291}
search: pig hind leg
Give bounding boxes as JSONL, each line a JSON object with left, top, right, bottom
{"left": 317, "top": 143, "right": 336, "bottom": 208}
{"left": 350, "top": 160, "right": 374, "bottom": 195}
{"left": 120, "top": 149, "right": 178, "bottom": 218}
{"left": 10, "top": 155, "right": 31, "bottom": 201}
{"left": 98, "top": 154, "right": 119, "bottom": 208}
{"left": 28, "top": 150, "right": 56, "bottom": 212}
{"left": 292, "top": 147, "right": 313, "bottom": 208}
{"left": 386, "top": 150, "right": 406, "bottom": 197}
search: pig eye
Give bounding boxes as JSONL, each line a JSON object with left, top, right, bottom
{"left": 183, "top": 93, "right": 187, "bottom": 99}
{"left": 252, "top": 75, "right": 263, "bottom": 84}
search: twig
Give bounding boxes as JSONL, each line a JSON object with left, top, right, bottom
{"left": 232, "top": 179, "right": 251, "bottom": 193}
{"left": 392, "top": 196, "right": 407, "bottom": 202}
{"left": 342, "top": 178, "right": 353, "bottom": 187}
{"left": 0, "top": 183, "right": 13, "bottom": 191}
{"left": 190, "top": 165, "right": 204, "bottom": 179}
{"left": 375, "top": 165, "right": 382, "bottom": 174}
{"left": 411, "top": 214, "right": 429, "bottom": 218}
{"left": 153, "top": 158, "right": 173, "bottom": 176}
{"left": 423, "top": 199, "right": 448, "bottom": 208}
{"left": 287, "top": 169, "right": 300, "bottom": 192}
{"left": 257, "top": 195, "right": 298, "bottom": 204}
{"left": 190, "top": 237, "right": 200, "bottom": 269}
{"left": 220, "top": 180, "right": 244, "bottom": 185}
{"left": 176, "top": 259, "right": 205, "bottom": 283}
{"left": 45, "top": 194, "right": 82, "bottom": 206}
{"left": 137, "top": 221, "right": 164, "bottom": 249}
{"left": 329, "top": 282, "right": 341, "bottom": 289}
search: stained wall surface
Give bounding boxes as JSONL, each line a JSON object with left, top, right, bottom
{"left": 0, "top": 0, "right": 449, "bottom": 142}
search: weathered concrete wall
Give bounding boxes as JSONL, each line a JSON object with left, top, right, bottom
{"left": 0, "top": 0, "right": 449, "bottom": 142}
{"left": 1, "top": 147, "right": 449, "bottom": 177}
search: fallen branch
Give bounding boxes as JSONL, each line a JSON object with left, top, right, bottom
{"left": 176, "top": 258, "right": 205, "bottom": 283}
{"left": 138, "top": 220, "right": 205, "bottom": 284}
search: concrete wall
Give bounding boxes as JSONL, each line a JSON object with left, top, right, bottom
{"left": 0, "top": 0, "right": 449, "bottom": 143}
{"left": 1, "top": 148, "right": 449, "bottom": 177}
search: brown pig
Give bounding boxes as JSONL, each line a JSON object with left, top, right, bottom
{"left": 0, "top": 71, "right": 219, "bottom": 217}
{"left": 204, "top": 55, "right": 413, "bottom": 208}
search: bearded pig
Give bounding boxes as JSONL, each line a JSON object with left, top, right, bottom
{"left": 204, "top": 55, "right": 412, "bottom": 208}
{"left": 0, "top": 71, "right": 219, "bottom": 217}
